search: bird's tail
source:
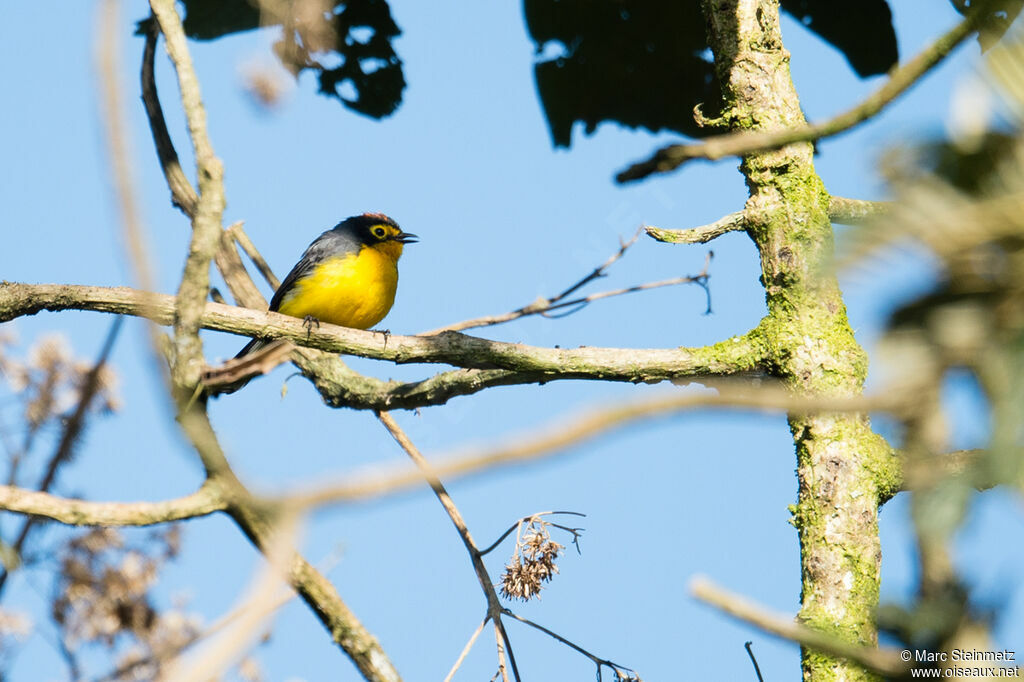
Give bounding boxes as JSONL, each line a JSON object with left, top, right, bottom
{"left": 205, "top": 337, "right": 269, "bottom": 397}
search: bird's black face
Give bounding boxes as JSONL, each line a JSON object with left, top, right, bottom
{"left": 345, "top": 213, "right": 418, "bottom": 245}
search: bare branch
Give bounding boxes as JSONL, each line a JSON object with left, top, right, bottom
{"left": 0, "top": 284, "right": 764, "bottom": 397}
{"left": 0, "top": 481, "right": 226, "bottom": 526}
{"left": 227, "top": 222, "right": 281, "bottom": 290}
{"left": 216, "top": 224, "right": 268, "bottom": 310}
{"left": 377, "top": 412, "right": 514, "bottom": 679}
{"left": 149, "top": 0, "right": 226, "bottom": 387}
{"left": 616, "top": 5, "right": 993, "bottom": 182}
{"left": 443, "top": 618, "right": 489, "bottom": 682}
{"left": 690, "top": 576, "right": 908, "bottom": 677}
{"left": 502, "top": 611, "right": 637, "bottom": 681}
{"left": 827, "top": 196, "right": 891, "bottom": 225}
{"left": 646, "top": 196, "right": 893, "bottom": 245}
{"left": 745, "top": 642, "right": 765, "bottom": 682}
{"left": 143, "top": 26, "right": 265, "bottom": 310}
{"left": 140, "top": 20, "right": 198, "bottom": 217}
{"left": 646, "top": 211, "right": 746, "bottom": 245}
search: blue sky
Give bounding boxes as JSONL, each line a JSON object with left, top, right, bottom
{"left": 2, "top": 1, "right": 1023, "bottom": 680}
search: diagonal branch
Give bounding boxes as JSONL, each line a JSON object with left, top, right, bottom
{"left": 690, "top": 577, "right": 908, "bottom": 677}
{"left": 376, "top": 412, "right": 518, "bottom": 681}
{"left": 291, "top": 381, "right": 904, "bottom": 510}
{"left": 141, "top": 20, "right": 198, "bottom": 217}
{"left": 616, "top": 4, "right": 994, "bottom": 182}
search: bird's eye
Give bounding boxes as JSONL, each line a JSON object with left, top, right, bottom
{"left": 373, "top": 227, "right": 387, "bottom": 239}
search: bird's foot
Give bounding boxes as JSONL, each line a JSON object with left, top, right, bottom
{"left": 303, "top": 315, "right": 321, "bottom": 340}
{"left": 371, "top": 328, "right": 392, "bottom": 348}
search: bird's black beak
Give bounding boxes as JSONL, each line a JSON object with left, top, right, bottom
{"left": 395, "top": 231, "right": 418, "bottom": 244}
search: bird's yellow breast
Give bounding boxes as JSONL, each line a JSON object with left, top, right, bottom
{"left": 277, "top": 245, "right": 400, "bottom": 329}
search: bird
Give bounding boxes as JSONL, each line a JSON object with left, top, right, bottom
{"left": 220, "top": 212, "right": 416, "bottom": 392}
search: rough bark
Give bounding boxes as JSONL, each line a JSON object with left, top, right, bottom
{"left": 699, "top": 2, "right": 898, "bottom": 680}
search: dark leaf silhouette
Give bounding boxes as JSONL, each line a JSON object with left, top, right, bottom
{"left": 525, "top": 1, "right": 899, "bottom": 147}
{"left": 145, "top": 0, "right": 406, "bottom": 119}
{"left": 779, "top": 0, "right": 897, "bottom": 77}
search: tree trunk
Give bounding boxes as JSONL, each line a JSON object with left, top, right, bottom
{"left": 699, "top": 1, "right": 899, "bottom": 679}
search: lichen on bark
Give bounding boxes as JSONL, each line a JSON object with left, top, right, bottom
{"left": 700, "top": 1, "right": 891, "bottom": 679}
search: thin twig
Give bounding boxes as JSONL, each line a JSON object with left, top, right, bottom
{"left": 423, "top": 228, "right": 653, "bottom": 335}
{"left": 376, "top": 411, "right": 516, "bottom": 679}
{"left": 744, "top": 641, "right": 764, "bottom": 682}
{"left": 690, "top": 576, "right": 908, "bottom": 677}
{"left": 147, "top": 4, "right": 265, "bottom": 314}
{"left": 502, "top": 610, "right": 636, "bottom": 680}
{"left": 616, "top": 4, "right": 996, "bottom": 182}
{"left": 443, "top": 617, "right": 489, "bottom": 682}
{"left": 493, "top": 624, "right": 512, "bottom": 682}
{"left": 141, "top": 19, "right": 198, "bottom": 217}
{"left": 478, "top": 511, "right": 586, "bottom": 557}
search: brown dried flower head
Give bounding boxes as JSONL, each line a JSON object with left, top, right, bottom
{"left": 499, "top": 520, "right": 564, "bottom": 602}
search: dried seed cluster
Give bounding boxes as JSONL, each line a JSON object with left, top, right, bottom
{"left": 500, "top": 522, "right": 564, "bottom": 601}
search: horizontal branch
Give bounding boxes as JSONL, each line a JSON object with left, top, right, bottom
{"left": 1, "top": 283, "right": 765, "bottom": 391}
{"left": 827, "top": 196, "right": 891, "bottom": 225}
{"left": 616, "top": 5, "right": 988, "bottom": 182}
{"left": 294, "top": 349, "right": 566, "bottom": 410}
{"left": 0, "top": 480, "right": 225, "bottom": 526}
{"left": 645, "top": 196, "right": 891, "bottom": 244}
{"left": 646, "top": 211, "right": 746, "bottom": 245}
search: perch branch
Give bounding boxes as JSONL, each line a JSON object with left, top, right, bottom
{"left": 0, "top": 283, "right": 764, "bottom": 394}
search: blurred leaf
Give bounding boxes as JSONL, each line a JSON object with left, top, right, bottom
{"left": 779, "top": 0, "right": 898, "bottom": 77}
{"left": 145, "top": 0, "right": 406, "bottom": 119}
{"left": 950, "top": 0, "right": 1024, "bottom": 51}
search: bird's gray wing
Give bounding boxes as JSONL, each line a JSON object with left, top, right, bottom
{"left": 268, "top": 228, "right": 361, "bottom": 312}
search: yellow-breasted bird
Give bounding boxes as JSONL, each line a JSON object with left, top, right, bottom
{"left": 222, "top": 212, "right": 416, "bottom": 391}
